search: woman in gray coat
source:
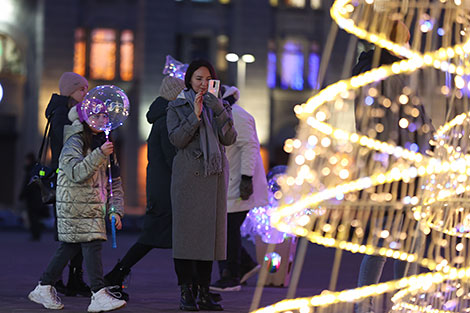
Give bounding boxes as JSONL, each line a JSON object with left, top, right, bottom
{"left": 167, "top": 59, "right": 237, "bottom": 311}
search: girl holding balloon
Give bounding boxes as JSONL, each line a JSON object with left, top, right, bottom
{"left": 28, "top": 99, "right": 126, "bottom": 312}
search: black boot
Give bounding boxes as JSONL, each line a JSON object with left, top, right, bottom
{"left": 180, "top": 283, "right": 198, "bottom": 311}
{"left": 192, "top": 284, "right": 222, "bottom": 303}
{"left": 198, "top": 285, "right": 223, "bottom": 311}
{"left": 104, "top": 260, "right": 130, "bottom": 301}
{"left": 65, "top": 266, "right": 91, "bottom": 297}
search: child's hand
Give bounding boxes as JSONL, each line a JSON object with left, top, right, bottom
{"left": 110, "top": 213, "right": 122, "bottom": 230}
{"left": 100, "top": 141, "right": 114, "bottom": 156}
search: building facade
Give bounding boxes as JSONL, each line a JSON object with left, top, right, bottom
{"left": 0, "top": 0, "right": 344, "bottom": 210}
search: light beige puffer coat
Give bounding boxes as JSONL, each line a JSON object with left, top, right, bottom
{"left": 56, "top": 107, "right": 124, "bottom": 243}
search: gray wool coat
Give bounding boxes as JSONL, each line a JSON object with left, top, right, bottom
{"left": 56, "top": 109, "right": 124, "bottom": 243}
{"left": 167, "top": 95, "right": 237, "bottom": 261}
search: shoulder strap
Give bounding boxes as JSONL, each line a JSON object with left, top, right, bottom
{"left": 37, "top": 117, "right": 52, "bottom": 162}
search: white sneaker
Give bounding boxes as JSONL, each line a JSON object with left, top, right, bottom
{"left": 87, "top": 287, "right": 126, "bottom": 312}
{"left": 28, "top": 283, "right": 64, "bottom": 310}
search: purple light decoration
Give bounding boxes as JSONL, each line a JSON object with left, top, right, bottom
{"left": 445, "top": 69, "right": 452, "bottom": 92}
{"left": 162, "top": 55, "right": 188, "bottom": 80}
{"left": 410, "top": 143, "right": 419, "bottom": 152}
{"left": 364, "top": 96, "right": 374, "bottom": 106}
{"left": 308, "top": 53, "right": 320, "bottom": 89}
{"left": 281, "top": 40, "right": 304, "bottom": 90}
{"left": 267, "top": 51, "right": 276, "bottom": 88}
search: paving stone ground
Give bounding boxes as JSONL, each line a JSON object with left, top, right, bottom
{"left": 0, "top": 228, "right": 396, "bottom": 312}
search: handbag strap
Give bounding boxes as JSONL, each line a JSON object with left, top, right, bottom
{"left": 37, "top": 116, "right": 52, "bottom": 163}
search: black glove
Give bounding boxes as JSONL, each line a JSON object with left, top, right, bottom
{"left": 203, "top": 93, "right": 224, "bottom": 114}
{"left": 239, "top": 175, "right": 253, "bottom": 200}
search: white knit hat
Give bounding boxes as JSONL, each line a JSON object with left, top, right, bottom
{"left": 222, "top": 86, "right": 240, "bottom": 102}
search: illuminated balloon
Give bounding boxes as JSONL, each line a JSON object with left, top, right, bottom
{"left": 264, "top": 252, "right": 282, "bottom": 273}
{"left": 162, "top": 55, "right": 188, "bottom": 80}
{"left": 80, "top": 85, "right": 130, "bottom": 132}
{"left": 267, "top": 165, "right": 287, "bottom": 193}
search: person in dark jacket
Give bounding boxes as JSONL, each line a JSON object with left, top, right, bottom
{"left": 19, "top": 152, "right": 49, "bottom": 241}
{"left": 353, "top": 21, "right": 433, "bottom": 313}
{"left": 44, "top": 72, "right": 90, "bottom": 297}
{"left": 104, "top": 76, "right": 185, "bottom": 300}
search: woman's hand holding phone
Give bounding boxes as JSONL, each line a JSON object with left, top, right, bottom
{"left": 194, "top": 91, "right": 203, "bottom": 119}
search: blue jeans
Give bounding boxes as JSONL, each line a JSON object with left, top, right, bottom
{"left": 355, "top": 254, "right": 418, "bottom": 313}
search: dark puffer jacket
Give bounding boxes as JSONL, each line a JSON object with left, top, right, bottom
{"left": 137, "top": 96, "right": 176, "bottom": 248}
{"left": 353, "top": 49, "right": 434, "bottom": 154}
{"left": 45, "top": 94, "right": 73, "bottom": 169}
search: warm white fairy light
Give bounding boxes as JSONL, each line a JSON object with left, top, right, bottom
{"left": 253, "top": 0, "right": 470, "bottom": 313}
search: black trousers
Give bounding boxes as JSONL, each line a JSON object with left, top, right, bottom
{"left": 218, "top": 211, "right": 256, "bottom": 279}
{"left": 52, "top": 203, "right": 84, "bottom": 280}
{"left": 174, "top": 258, "right": 213, "bottom": 286}
{"left": 40, "top": 240, "right": 104, "bottom": 292}
{"left": 120, "top": 242, "right": 153, "bottom": 269}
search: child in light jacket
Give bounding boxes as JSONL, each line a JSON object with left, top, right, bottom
{"left": 28, "top": 102, "right": 126, "bottom": 312}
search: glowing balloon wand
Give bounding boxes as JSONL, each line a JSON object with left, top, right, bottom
{"left": 106, "top": 128, "right": 118, "bottom": 249}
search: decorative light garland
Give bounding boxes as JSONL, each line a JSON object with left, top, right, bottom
{"left": 252, "top": 0, "right": 470, "bottom": 312}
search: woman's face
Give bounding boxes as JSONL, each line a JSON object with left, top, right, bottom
{"left": 88, "top": 113, "right": 109, "bottom": 133}
{"left": 190, "top": 66, "right": 212, "bottom": 94}
{"left": 71, "top": 85, "right": 88, "bottom": 102}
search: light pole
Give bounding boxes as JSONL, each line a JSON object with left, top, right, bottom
{"left": 225, "top": 53, "right": 255, "bottom": 95}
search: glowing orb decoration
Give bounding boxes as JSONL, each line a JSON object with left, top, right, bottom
{"left": 419, "top": 14, "right": 434, "bottom": 33}
{"left": 241, "top": 165, "right": 294, "bottom": 244}
{"left": 267, "top": 165, "right": 287, "bottom": 193}
{"left": 162, "top": 55, "right": 188, "bottom": 80}
{"left": 264, "top": 252, "right": 282, "bottom": 273}
{"left": 80, "top": 85, "right": 129, "bottom": 132}
{"left": 0, "top": 83, "right": 3, "bottom": 103}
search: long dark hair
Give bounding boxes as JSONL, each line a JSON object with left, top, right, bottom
{"left": 184, "top": 59, "right": 217, "bottom": 90}
{"left": 81, "top": 123, "right": 112, "bottom": 155}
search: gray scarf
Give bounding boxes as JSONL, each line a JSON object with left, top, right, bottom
{"left": 184, "top": 89, "right": 222, "bottom": 176}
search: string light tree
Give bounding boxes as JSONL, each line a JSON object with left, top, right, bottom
{"left": 250, "top": 0, "right": 470, "bottom": 312}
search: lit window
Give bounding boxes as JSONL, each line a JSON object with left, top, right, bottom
{"left": 281, "top": 40, "right": 304, "bottom": 90}
{"left": 285, "top": 0, "right": 305, "bottom": 8}
{"left": 267, "top": 51, "right": 277, "bottom": 88}
{"left": 308, "top": 53, "right": 320, "bottom": 89}
{"left": 73, "top": 29, "right": 86, "bottom": 76}
{"left": 310, "top": 0, "right": 321, "bottom": 9}
{"left": 74, "top": 28, "right": 134, "bottom": 81}
{"left": 90, "top": 29, "right": 116, "bottom": 80}
{"left": 120, "top": 30, "right": 134, "bottom": 81}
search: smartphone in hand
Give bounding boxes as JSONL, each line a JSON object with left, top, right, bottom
{"left": 208, "top": 79, "right": 220, "bottom": 97}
